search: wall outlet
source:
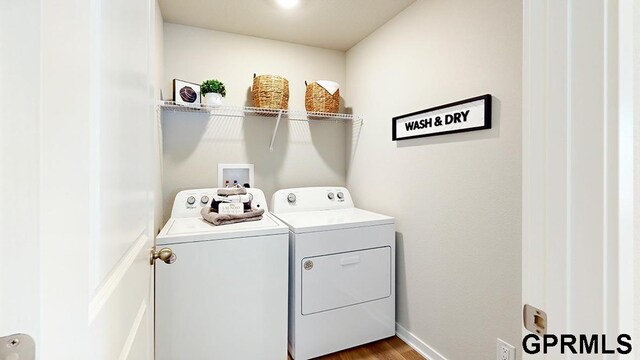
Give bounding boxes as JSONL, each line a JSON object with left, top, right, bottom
{"left": 497, "top": 338, "right": 515, "bottom": 360}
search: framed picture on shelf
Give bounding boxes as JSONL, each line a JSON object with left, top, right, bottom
{"left": 173, "top": 79, "right": 201, "bottom": 106}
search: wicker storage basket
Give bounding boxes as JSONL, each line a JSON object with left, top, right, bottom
{"left": 251, "top": 74, "right": 289, "bottom": 110}
{"left": 305, "top": 81, "right": 340, "bottom": 114}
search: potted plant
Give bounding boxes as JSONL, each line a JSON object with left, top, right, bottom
{"left": 201, "top": 79, "right": 226, "bottom": 107}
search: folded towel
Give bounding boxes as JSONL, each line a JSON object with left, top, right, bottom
{"left": 315, "top": 80, "right": 340, "bottom": 95}
{"left": 201, "top": 207, "right": 264, "bottom": 226}
{"left": 217, "top": 187, "right": 247, "bottom": 196}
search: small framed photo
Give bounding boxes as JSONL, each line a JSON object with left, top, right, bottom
{"left": 173, "top": 79, "right": 200, "bottom": 106}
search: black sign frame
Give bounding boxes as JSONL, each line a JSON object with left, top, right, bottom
{"left": 392, "top": 94, "right": 492, "bottom": 141}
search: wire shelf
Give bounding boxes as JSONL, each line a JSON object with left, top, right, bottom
{"left": 157, "top": 101, "right": 356, "bottom": 122}
{"left": 157, "top": 101, "right": 363, "bottom": 152}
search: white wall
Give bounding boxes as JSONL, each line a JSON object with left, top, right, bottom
{"left": 633, "top": 0, "right": 640, "bottom": 352}
{"left": 161, "top": 23, "right": 347, "bottom": 221}
{"left": 0, "top": 0, "right": 41, "bottom": 346}
{"left": 345, "top": 1, "right": 522, "bottom": 359}
{"left": 618, "top": 0, "right": 637, "bottom": 352}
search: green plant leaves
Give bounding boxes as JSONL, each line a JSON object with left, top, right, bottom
{"left": 200, "top": 79, "right": 226, "bottom": 97}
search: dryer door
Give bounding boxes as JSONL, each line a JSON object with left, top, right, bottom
{"left": 301, "top": 246, "right": 391, "bottom": 315}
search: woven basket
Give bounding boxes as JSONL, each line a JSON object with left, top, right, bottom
{"left": 305, "top": 81, "right": 340, "bottom": 114}
{"left": 251, "top": 74, "right": 289, "bottom": 111}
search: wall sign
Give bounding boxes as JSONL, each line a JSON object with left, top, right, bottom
{"left": 392, "top": 94, "right": 492, "bottom": 141}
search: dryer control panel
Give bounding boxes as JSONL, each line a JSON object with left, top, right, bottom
{"left": 170, "top": 188, "right": 268, "bottom": 218}
{"left": 271, "top": 187, "right": 355, "bottom": 214}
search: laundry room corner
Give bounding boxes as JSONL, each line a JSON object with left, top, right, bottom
{"left": 159, "top": 24, "right": 348, "bottom": 223}
{"left": 345, "top": 0, "right": 523, "bottom": 359}
{"left": 5, "top": 1, "right": 640, "bottom": 359}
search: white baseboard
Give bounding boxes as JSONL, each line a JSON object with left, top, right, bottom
{"left": 395, "top": 323, "right": 448, "bottom": 360}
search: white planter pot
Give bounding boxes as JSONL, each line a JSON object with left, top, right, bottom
{"left": 204, "top": 93, "right": 223, "bottom": 107}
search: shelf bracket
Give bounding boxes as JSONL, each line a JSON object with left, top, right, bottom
{"left": 269, "top": 110, "right": 283, "bottom": 152}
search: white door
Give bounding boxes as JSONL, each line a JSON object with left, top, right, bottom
{"left": 0, "top": 1, "right": 158, "bottom": 359}
{"left": 522, "top": 0, "right": 635, "bottom": 357}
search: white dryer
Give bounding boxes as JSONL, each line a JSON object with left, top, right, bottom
{"left": 156, "top": 188, "right": 289, "bottom": 360}
{"left": 271, "top": 187, "right": 396, "bottom": 360}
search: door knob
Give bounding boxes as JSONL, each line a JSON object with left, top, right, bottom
{"left": 150, "top": 247, "right": 176, "bottom": 265}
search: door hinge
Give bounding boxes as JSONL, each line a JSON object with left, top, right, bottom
{"left": 1, "top": 333, "right": 35, "bottom": 360}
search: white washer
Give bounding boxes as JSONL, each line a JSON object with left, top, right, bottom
{"left": 271, "top": 187, "right": 396, "bottom": 360}
{"left": 156, "top": 188, "right": 289, "bottom": 360}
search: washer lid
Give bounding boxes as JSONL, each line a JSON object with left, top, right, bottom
{"left": 272, "top": 208, "right": 394, "bottom": 234}
{"left": 157, "top": 213, "right": 288, "bottom": 245}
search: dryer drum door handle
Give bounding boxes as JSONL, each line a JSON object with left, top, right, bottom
{"left": 340, "top": 256, "right": 360, "bottom": 266}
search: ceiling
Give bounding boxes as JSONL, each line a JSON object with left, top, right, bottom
{"left": 158, "top": 0, "right": 416, "bottom": 51}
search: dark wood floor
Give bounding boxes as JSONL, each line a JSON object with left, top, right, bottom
{"left": 287, "top": 336, "right": 425, "bottom": 360}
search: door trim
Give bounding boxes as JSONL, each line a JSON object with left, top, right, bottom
{"left": 89, "top": 232, "right": 150, "bottom": 323}
{"left": 118, "top": 299, "right": 148, "bottom": 360}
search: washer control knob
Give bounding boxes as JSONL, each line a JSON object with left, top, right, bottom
{"left": 287, "top": 193, "right": 296, "bottom": 203}
{"left": 327, "top": 192, "right": 335, "bottom": 200}
{"left": 187, "top": 196, "right": 196, "bottom": 205}
{"left": 200, "top": 196, "right": 210, "bottom": 204}
{"left": 337, "top": 192, "right": 344, "bottom": 199}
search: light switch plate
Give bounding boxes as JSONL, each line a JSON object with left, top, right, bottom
{"left": 497, "top": 338, "right": 515, "bottom": 360}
